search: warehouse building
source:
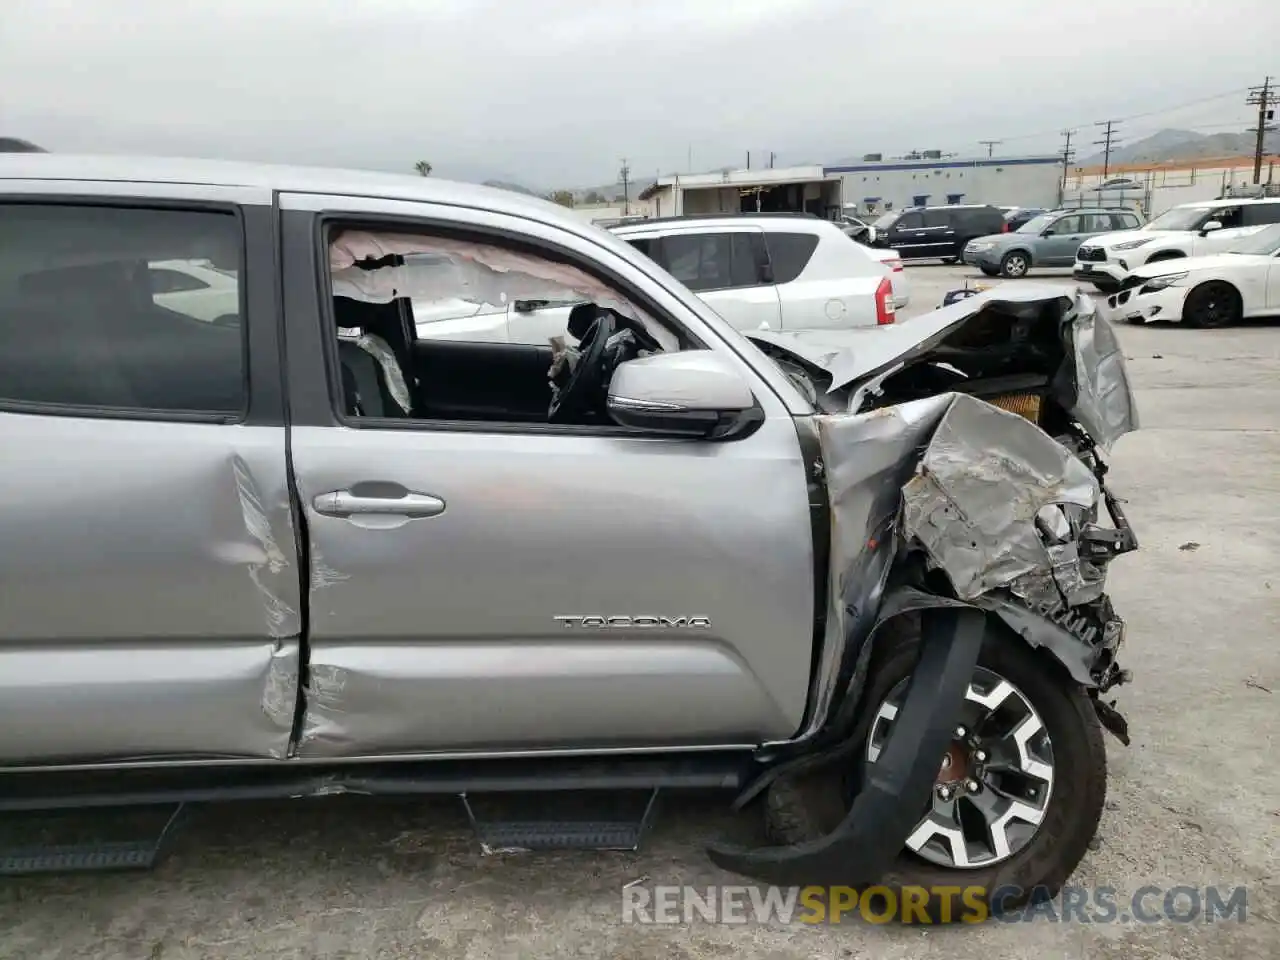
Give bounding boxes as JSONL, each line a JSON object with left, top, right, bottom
{"left": 828, "top": 153, "right": 1064, "bottom": 217}
{"left": 636, "top": 154, "right": 1066, "bottom": 221}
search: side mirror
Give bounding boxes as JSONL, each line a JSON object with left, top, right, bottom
{"left": 1201, "top": 220, "right": 1223, "bottom": 234}
{"left": 607, "top": 351, "right": 762, "bottom": 440}
{"left": 1041, "top": 229, "right": 1056, "bottom": 236}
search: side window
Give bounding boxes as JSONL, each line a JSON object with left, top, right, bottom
{"left": 921, "top": 209, "right": 951, "bottom": 228}
{"left": 1079, "top": 214, "right": 1111, "bottom": 233}
{"left": 326, "top": 224, "right": 676, "bottom": 428}
{"left": 0, "top": 203, "right": 245, "bottom": 416}
{"left": 1212, "top": 206, "right": 1243, "bottom": 229}
{"left": 1109, "top": 213, "right": 1135, "bottom": 231}
{"left": 1242, "top": 203, "right": 1280, "bottom": 226}
{"left": 895, "top": 212, "right": 924, "bottom": 230}
{"left": 1051, "top": 215, "right": 1082, "bottom": 235}
{"left": 661, "top": 233, "right": 739, "bottom": 292}
{"left": 762, "top": 232, "right": 819, "bottom": 285}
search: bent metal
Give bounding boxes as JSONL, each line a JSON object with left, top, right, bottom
{"left": 554, "top": 615, "right": 714, "bottom": 629}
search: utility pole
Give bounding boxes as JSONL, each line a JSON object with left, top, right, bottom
{"left": 979, "top": 139, "right": 1001, "bottom": 158}
{"left": 1246, "top": 77, "right": 1275, "bottom": 184}
{"left": 618, "top": 158, "right": 631, "bottom": 215}
{"left": 769, "top": 152, "right": 776, "bottom": 169}
{"left": 746, "top": 151, "right": 751, "bottom": 169}
{"left": 1059, "top": 129, "right": 1076, "bottom": 206}
{"left": 1094, "top": 120, "right": 1121, "bottom": 178}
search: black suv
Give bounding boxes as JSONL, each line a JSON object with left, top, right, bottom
{"left": 870, "top": 204, "right": 1006, "bottom": 262}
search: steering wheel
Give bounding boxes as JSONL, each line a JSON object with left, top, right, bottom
{"left": 549, "top": 312, "right": 617, "bottom": 423}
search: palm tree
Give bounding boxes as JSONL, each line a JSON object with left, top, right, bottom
{"left": 414, "top": 160, "right": 432, "bottom": 177}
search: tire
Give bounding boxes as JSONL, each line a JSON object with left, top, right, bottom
{"left": 1182, "top": 280, "right": 1241, "bottom": 329}
{"left": 999, "top": 251, "right": 1030, "bottom": 278}
{"left": 765, "top": 616, "right": 1107, "bottom": 922}
{"left": 979, "top": 266, "right": 1000, "bottom": 278}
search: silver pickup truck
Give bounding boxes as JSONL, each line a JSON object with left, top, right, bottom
{"left": 0, "top": 154, "right": 1139, "bottom": 918}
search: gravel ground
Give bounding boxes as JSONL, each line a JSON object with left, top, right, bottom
{"left": 1, "top": 266, "right": 1277, "bottom": 959}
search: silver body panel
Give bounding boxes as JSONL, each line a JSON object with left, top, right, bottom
{"left": 292, "top": 420, "right": 812, "bottom": 755}
{"left": 0, "top": 416, "right": 300, "bottom": 763}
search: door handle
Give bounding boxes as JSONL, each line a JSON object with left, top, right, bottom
{"left": 313, "top": 489, "right": 446, "bottom": 517}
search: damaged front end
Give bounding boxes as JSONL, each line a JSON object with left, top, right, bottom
{"left": 709, "top": 287, "right": 1139, "bottom": 884}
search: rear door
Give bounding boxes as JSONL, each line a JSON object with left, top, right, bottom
{"left": 0, "top": 185, "right": 300, "bottom": 766}
{"left": 278, "top": 194, "right": 815, "bottom": 758}
{"left": 919, "top": 208, "right": 958, "bottom": 258}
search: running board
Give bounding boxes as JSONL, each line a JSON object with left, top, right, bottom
{"left": 0, "top": 804, "right": 183, "bottom": 876}
{"left": 461, "top": 788, "right": 659, "bottom": 853}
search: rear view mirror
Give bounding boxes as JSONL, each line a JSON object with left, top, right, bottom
{"left": 1201, "top": 220, "right": 1223, "bottom": 234}
{"left": 607, "top": 351, "right": 761, "bottom": 440}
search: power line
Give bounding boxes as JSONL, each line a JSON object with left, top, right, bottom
{"left": 1094, "top": 120, "right": 1122, "bottom": 177}
{"left": 1246, "top": 77, "right": 1276, "bottom": 183}
{"left": 979, "top": 139, "right": 1002, "bottom": 157}
{"left": 985, "top": 84, "right": 1258, "bottom": 148}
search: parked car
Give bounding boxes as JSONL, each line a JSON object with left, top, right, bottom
{"left": 1074, "top": 197, "right": 1280, "bottom": 292}
{"left": 612, "top": 214, "right": 901, "bottom": 330}
{"left": 1101, "top": 222, "right": 1280, "bottom": 327}
{"left": 869, "top": 204, "right": 1006, "bottom": 263}
{"left": 837, "top": 215, "right": 873, "bottom": 245}
{"left": 0, "top": 154, "right": 1140, "bottom": 919}
{"left": 964, "top": 208, "right": 1144, "bottom": 279}
{"left": 147, "top": 258, "right": 241, "bottom": 324}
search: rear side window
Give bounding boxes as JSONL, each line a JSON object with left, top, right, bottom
{"left": 922, "top": 209, "right": 952, "bottom": 228}
{"left": 763, "top": 232, "right": 820, "bottom": 284}
{"left": 1242, "top": 203, "right": 1280, "bottom": 226}
{"left": 0, "top": 204, "right": 245, "bottom": 417}
{"left": 1109, "top": 213, "right": 1139, "bottom": 230}
{"left": 654, "top": 232, "right": 757, "bottom": 292}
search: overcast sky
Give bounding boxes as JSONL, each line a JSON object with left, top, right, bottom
{"left": 2, "top": 0, "right": 1277, "bottom": 189}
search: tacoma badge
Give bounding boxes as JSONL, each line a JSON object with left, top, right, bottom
{"left": 554, "top": 616, "right": 713, "bottom": 629}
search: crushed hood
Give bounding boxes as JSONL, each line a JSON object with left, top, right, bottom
{"left": 746, "top": 285, "right": 1138, "bottom": 451}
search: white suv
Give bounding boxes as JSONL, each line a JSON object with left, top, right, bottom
{"left": 611, "top": 214, "right": 905, "bottom": 331}
{"left": 1074, "top": 197, "right": 1280, "bottom": 291}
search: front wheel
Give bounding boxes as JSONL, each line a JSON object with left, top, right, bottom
{"left": 1182, "top": 281, "right": 1241, "bottom": 328}
{"left": 765, "top": 619, "right": 1107, "bottom": 920}
{"left": 1000, "top": 251, "right": 1030, "bottom": 278}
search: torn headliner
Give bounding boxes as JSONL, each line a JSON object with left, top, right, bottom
{"left": 328, "top": 229, "right": 680, "bottom": 352}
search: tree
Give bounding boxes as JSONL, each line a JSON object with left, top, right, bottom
{"left": 414, "top": 160, "right": 432, "bottom": 177}
{"left": 583, "top": 190, "right": 605, "bottom": 205}
{"left": 549, "top": 190, "right": 575, "bottom": 208}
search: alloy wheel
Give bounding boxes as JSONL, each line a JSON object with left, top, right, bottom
{"left": 865, "top": 667, "right": 1055, "bottom": 869}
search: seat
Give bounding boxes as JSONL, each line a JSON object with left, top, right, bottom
{"left": 333, "top": 297, "right": 415, "bottom": 418}
{"left": 338, "top": 339, "right": 390, "bottom": 417}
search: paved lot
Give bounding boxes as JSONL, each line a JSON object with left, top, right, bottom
{"left": 2, "top": 265, "right": 1278, "bottom": 959}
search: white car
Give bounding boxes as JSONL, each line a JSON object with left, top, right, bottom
{"left": 611, "top": 215, "right": 899, "bottom": 332}
{"left": 1100, "top": 223, "right": 1280, "bottom": 327}
{"left": 1074, "top": 197, "right": 1280, "bottom": 292}
{"left": 409, "top": 216, "right": 903, "bottom": 342}
{"left": 148, "top": 258, "right": 240, "bottom": 324}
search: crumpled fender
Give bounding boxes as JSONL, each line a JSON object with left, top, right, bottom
{"left": 706, "top": 597, "right": 986, "bottom": 886}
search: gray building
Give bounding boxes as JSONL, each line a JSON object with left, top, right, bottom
{"left": 827, "top": 154, "right": 1064, "bottom": 217}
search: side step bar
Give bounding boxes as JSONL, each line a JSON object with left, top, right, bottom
{"left": 0, "top": 804, "right": 184, "bottom": 877}
{"left": 462, "top": 789, "right": 660, "bottom": 853}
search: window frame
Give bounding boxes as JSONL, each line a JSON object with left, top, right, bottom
{"left": 0, "top": 196, "right": 254, "bottom": 425}
{"left": 312, "top": 213, "right": 742, "bottom": 440}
